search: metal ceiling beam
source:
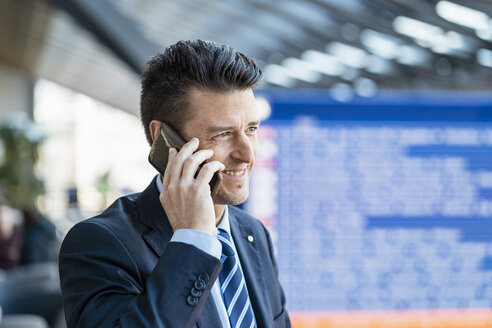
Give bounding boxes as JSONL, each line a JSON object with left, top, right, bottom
{"left": 46, "top": 0, "right": 161, "bottom": 74}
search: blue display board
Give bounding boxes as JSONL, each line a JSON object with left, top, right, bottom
{"left": 246, "top": 91, "right": 492, "bottom": 312}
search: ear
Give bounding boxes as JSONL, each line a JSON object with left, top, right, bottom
{"left": 149, "top": 120, "right": 162, "bottom": 142}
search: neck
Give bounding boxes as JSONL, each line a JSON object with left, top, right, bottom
{"left": 214, "top": 204, "right": 225, "bottom": 226}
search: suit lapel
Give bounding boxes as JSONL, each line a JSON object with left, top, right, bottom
{"left": 229, "top": 208, "right": 272, "bottom": 328}
{"left": 135, "top": 177, "right": 222, "bottom": 328}
{"left": 136, "top": 177, "right": 174, "bottom": 257}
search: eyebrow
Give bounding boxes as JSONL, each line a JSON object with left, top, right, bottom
{"left": 206, "top": 120, "right": 260, "bottom": 134}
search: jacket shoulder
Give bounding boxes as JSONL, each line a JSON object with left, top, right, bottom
{"left": 229, "top": 205, "right": 258, "bottom": 222}
{"left": 228, "top": 205, "right": 268, "bottom": 234}
{"left": 62, "top": 192, "right": 144, "bottom": 253}
{"left": 84, "top": 192, "right": 141, "bottom": 229}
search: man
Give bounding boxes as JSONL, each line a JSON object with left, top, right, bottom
{"left": 59, "top": 40, "right": 291, "bottom": 328}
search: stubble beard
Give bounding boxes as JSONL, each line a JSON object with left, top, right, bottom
{"left": 213, "top": 164, "right": 253, "bottom": 205}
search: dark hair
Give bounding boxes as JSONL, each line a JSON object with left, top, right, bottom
{"left": 140, "top": 39, "right": 263, "bottom": 145}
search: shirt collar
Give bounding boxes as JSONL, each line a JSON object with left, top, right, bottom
{"left": 154, "top": 174, "right": 231, "bottom": 235}
{"left": 156, "top": 174, "right": 163, "bottom": 192}
{"left": 217, "top": 205, "right": 231, "bottom": 235}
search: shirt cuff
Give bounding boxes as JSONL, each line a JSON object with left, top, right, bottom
{"left": 171, "top": 229, "right": 221, "bottom": 260}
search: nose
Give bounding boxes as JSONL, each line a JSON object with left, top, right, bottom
{"left": 231, "top": 132, "right": 255, "bottom": 163}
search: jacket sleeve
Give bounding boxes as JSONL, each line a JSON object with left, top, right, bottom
{"left": 59, "top": 221, "right": 222, "bottom": 328}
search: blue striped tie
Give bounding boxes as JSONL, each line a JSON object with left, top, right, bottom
{"left": 217, "top": 229, "right": 257, "bottom": 328}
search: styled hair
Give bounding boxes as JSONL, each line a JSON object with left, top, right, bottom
{"left": 140, "top": 39, "right": 263, "bottom": 145}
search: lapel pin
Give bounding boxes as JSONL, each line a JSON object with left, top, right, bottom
{"left": 247, "top": 235, "right": 254, "bottom": 243}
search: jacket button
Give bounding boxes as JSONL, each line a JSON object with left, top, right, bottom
{"left": 198, "top": 273, "right": 210, "bottom": 282}
{"left": 187, "top": 296, "right": 199, "bottom": 306}
{"left": 195, "top": 279, "right": 206, "bottom": 290}
{"left": 191, "top": 287, "right": 203, "bottom": 297}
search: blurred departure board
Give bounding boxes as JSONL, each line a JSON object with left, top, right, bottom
{"left": 245, "top": 92, "right": 492, "bottom": 314}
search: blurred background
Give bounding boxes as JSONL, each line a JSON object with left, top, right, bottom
{"left": 1, "top": 0, "right": 492, "bottom": 327}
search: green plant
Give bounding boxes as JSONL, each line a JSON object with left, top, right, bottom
{"left": 0, "top": 120, "right": 44, "bottom": 211}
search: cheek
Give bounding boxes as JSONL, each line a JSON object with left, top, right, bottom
{"left": 197, "top": 139, "right": 220, "bottom": 156}
{"left": 252, "top": 137, "right": 259, "bottom": 157}
{"left": 207, "top": 144, "right": 229, "bottom": 162}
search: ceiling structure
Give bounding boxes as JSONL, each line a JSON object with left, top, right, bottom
{"left": 1, "top": 0, "right": 492, "bottom": 115}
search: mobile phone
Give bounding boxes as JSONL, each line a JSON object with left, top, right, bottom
{"left": 148, "top": 121, "right": 222, "bottom": 198}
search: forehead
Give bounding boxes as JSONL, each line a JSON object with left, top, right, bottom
{"left": 185, "top": 88, "right": 258, "bottom": 132}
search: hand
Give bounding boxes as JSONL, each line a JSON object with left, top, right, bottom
{"left": 160, "top": 138, "right": 224, "bottom": 235}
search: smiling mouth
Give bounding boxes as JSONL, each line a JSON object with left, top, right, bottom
{"left": 222, "top": 169, "right": 246, "bottom": 177}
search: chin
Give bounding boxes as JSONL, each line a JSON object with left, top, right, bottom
{"left": 213, "top": 186, "right": 249, "bottom": 205}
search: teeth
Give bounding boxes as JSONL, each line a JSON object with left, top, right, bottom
{"left": 223, "top": 170, "right": 245, "bottom": 176}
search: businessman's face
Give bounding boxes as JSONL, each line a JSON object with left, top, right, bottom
{"left": 183, "top": 88, "right": 259, "bottom": 205}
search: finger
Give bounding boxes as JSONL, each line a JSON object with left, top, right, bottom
{"left": 195, "top": 161, "right": 225, "bottom": 186}
{"left": 181, "top": 149, "right": 214, "bottom": 182}
{"left": 169, "top": 138, "right": 199, "bottom": 186}
{"left": 162, "top": 147, "right": 177, "bottom": 188}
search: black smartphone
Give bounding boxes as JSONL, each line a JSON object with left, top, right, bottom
{"left": 148, "top": 121, "right": 222, "bottom": 198}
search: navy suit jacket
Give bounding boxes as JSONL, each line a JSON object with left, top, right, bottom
{"left": 59, "top": 177, "right": 291, "bottom": 327}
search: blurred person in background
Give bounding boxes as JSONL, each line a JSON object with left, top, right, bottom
{"left": 0, "top": 202, "right": 23, "bottom": 271}
{"left": 0, "top": 202, "right": 59, "bottom": 271}
{"left": 0, "top": 201, "right": 63, "bottom": 328}
{"left": 59, "top": 40, "right": 290, "bottom": 327}
{"left": 19, "top": 208, "right": 58, "bottom": 266}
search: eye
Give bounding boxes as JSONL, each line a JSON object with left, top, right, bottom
{"left": 246, "top": 126, "right": 258, "bottom": 134}
{"left": 216, "top": 131, "right": 231, "bottom": 138}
